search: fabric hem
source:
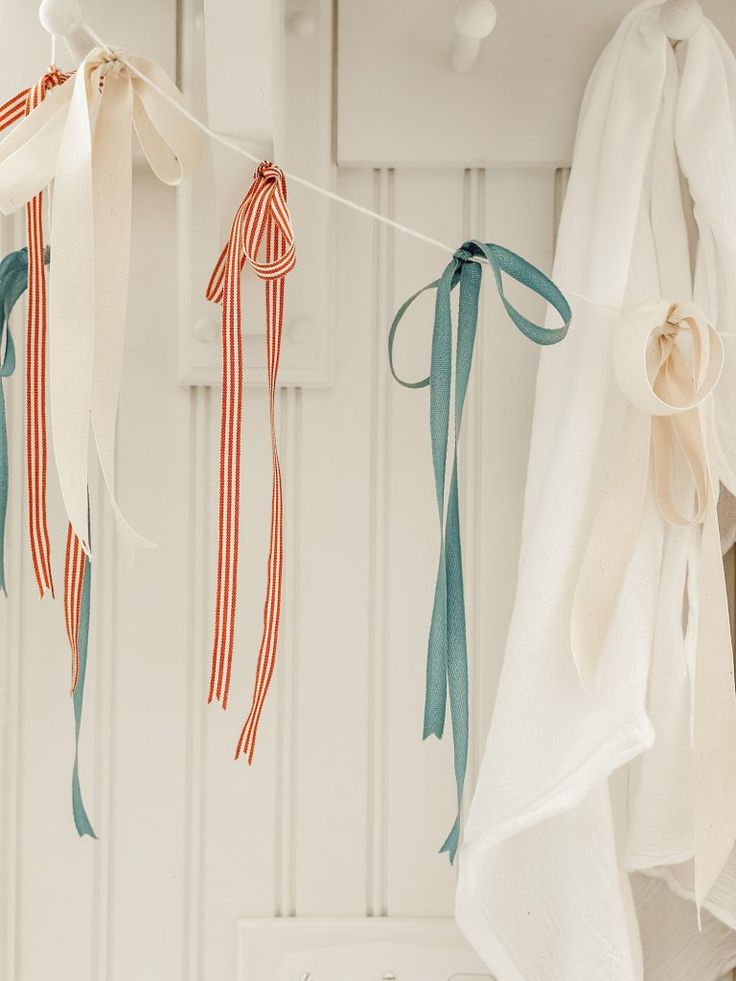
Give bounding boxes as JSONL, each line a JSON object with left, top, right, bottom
{"left": 462, "top": 722, "right": 654, "bottom": 860}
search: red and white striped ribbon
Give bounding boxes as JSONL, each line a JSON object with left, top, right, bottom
{"left": 0, "top": 70, "right": 83, "bottom": 686}
{"left": 23, "top": 69, "right": 67, "bottom": 599}
{"left": 0, "top": 69, "right": 68, "bottom": 599}
{"left": 64, "top": 522, "right": 86, "bottom": 692}
{"left": 0, "top": 88, "right": 30, "bottom": 130}
{"left": 206, "top": 162, "right": 295, "bottom": 762}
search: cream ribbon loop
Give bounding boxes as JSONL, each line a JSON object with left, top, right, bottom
{"left": 572, "top": 297, "right": 736, "bottom": 907}
{"left": 0, "top": 47, "right": 202, "bottom": 553}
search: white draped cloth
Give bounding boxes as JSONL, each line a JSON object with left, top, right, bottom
{"left": 457, "top": 3, "right": 736, "bottom": 978}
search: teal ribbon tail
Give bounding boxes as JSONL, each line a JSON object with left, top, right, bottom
{"left": 0, "top": 248, "right": 49, "bottom": 595}
{"left": 72, "top": 545, "right": 97, "bottom": 838}
{"left": 389, "top": 240, "right": 570, "bottom": 862}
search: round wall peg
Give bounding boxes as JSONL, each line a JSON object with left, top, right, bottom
{"left": 659, "top": 0, "right": 703, "bottom": 41}
{"left": 451, "top": 0, "right": 497, "bottom": 74}
{"left": 38, "top": 0, "right": 83, "bottom": 36}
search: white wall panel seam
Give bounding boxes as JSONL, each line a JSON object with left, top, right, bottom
{"left": 182, "top": 386, "right": 208, "bottom": 981}
{"left": 366, "top": 168, "right": 394, "bottom": 918}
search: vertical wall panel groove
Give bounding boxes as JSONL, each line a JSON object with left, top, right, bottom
{"left": 183, "top": 385, "right": 210, "bottom": 981}
{"left": 366, "top": 167, "right": 393, "bottom": 918}
{"left": 275, "top": 386, "right": 301, "bottom": 919}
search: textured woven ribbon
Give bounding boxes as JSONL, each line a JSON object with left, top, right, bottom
{"left": 0, "top": 247, "right": 49, "bottom": 594}
{"left": 571, "top": 299, "right": 736, "bottom": 907}
{"left": 0, "top": 69, "right": 67, "bottom": 596}
{"left": 207, "top": 162, "right": 295, "bottom": 762}
{"left": 389, "top": 240, "right": 571, "bottom": 860}
{"left": 0, "top": 47, "right": 202, "bottom": 554}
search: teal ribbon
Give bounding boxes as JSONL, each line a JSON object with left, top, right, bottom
{"left": 72, "top": 523, "right": 96, "bottom": 838}
{"left": 388, "top": 240, "right": 571, "bottom": 861}
{"left": 0, "top": 247, "right": 50, "bottom": 595}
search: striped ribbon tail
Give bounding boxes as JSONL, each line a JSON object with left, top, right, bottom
{"left": 206, "top": 162, "right": 295, "bottom": 763}
{"left": 389, "top": 240, "right": 571, "bottom": 861}
{"left": 23, "top": 69, "right": 67, "bottom": 597}
{"left": 64, "top": 522, "right": 86, "bottom": 693}
{"left": 64, "top": 511, "right": 96, "bottom": 837}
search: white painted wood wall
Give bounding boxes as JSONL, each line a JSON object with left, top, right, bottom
{"left": 0, "top": 3, "right": 564, "bottom": 980}
{"left": 0, "top": 160, "right": 559, "bottom": 980}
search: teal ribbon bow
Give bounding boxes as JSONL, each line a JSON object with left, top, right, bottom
{"left": 0, "top": 247, "right": 49, "bottom": 594}
{"left": 73, "top": 521, "right": 96, "bottom": 838}
{"left": 388, "top": 240, "right": 571, "bottom": 861}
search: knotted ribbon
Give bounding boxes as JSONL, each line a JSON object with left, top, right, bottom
{"left": 571, "top": 299, "right": 736, "bottom": 907}
{"left": 0, "top": 247, "right": 50, "bottom": 594}
{"left": 206, "top": 163, "right": 295, "bottom": 763}
{"left": 0, "top": 68, "right": 67, "bottom": 596}
{"left": 389, "top": 240, "right": 571, "bottom": 859}
{"left": 0, "top": 47, "right": 202, "bottom": 554}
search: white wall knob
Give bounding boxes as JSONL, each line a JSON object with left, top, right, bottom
{"left": 38, "top": 0, "right": 82, "bottom": 36}
{"left": 659, "top": 0, "right": 703, "bottom": 41}
{"left": 451, "top": 0, "right": 497, "bottom": 74}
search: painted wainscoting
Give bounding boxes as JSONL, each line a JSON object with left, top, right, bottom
{"left": 0, "top": 164, "right": 559, "bottom": 981}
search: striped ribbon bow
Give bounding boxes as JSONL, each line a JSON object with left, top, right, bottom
{"left": 389, "top": 240, "right": 571, "bottom": 860}
{"left": 0, "top": 68, "right": 68, "bottom": 597}
{"left": 207, "top": 162, "right": 295, "bottom": 763}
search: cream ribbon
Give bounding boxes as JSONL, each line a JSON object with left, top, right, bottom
{"left": 572, "top": 298, "right": 736, "bottom": 907}
{"left": 0, "top": 48, "right": 202, "bottom": 553}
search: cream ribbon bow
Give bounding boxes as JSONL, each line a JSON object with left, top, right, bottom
{"left": 0, "top": 47, "right": 202, "bottom": 553}
{"left": 572, "top": 298, "right": 736, "bottom": 907}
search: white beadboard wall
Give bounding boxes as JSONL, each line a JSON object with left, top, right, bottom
{"left": 0, "top": 162, "right": 559, "bottom": 980}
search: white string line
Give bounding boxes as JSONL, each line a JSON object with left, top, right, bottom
{"left": 83, "top": 23, "right": 459, "bottom": 258}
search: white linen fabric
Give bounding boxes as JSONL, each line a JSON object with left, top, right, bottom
{"left": 457, "top": 3, "right": 736, "bottom": 978}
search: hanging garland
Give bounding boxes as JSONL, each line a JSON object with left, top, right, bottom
{"left": 0, "top": 41, "right": 573, "bottom": 852}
